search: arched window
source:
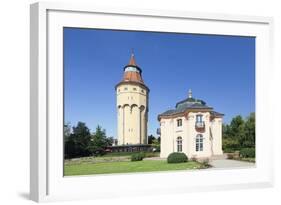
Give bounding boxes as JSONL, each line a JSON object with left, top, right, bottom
{"left": 177, "top": 137, "right": 182, "bottom": 152}
{"left": 196, "top": 134, "right": 203, "bottom": 151}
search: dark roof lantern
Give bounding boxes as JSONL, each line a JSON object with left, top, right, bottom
{"left": 123, "top": 53, "right": 142, "bottom": 74}
{"left": 176, "top": 97, "right": 207, "bottom": 109}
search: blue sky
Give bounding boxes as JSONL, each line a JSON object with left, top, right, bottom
{"left": 64, "top": 28, "right": 255, "bottom": 137}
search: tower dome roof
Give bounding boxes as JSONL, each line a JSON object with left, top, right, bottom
{"left": 115, "top": 52, "right": 149, "bottom": 91}
{"left": 128, "top": 53, "right": 137, "bottom": 66}
{"left": 123, "top": 53, "right": 142, "bottom": 74}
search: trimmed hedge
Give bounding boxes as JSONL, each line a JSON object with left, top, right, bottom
{"left": 227, "top": 151, "right": 240, "bottom": 160}
{"left": 223, "top": 148, "right": 236, "bottom": 153}
{"left": 131, "top": 152, "right": 145, "bottom": 161}
{"left": 167, "top": 152, "right": 188, "bottom": 163}
{"left": 240, "top": 148, "right": 255, "bottom": 158}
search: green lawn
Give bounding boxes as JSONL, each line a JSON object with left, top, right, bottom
{"left": 64, "top": 160, "right": 202, "bottom": 176}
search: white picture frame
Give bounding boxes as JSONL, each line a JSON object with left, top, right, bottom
{"left": 30, "top": 2, "right": 274, "bottom": 202}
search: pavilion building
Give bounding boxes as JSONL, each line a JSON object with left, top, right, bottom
{"left": 158, "top": 90, "right": 224, "bottom": 159}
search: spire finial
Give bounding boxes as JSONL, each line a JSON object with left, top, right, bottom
{"left": 188, "top": 89, "right": 192, "bottom": 98}
{"left": 128, "top": 49, "right": 137, "bottom": 66}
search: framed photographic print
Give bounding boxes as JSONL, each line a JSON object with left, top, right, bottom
{"left": 30, "top": 2, "right": 274, "bottom": 202}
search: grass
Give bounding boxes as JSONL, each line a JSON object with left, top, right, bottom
{"left": 64, "top": 160, "right": 202, "bottom": 176}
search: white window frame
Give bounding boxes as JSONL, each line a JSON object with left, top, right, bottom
{"left": 196, "top": 114, "right": 203, "bottom": 123}
{"left": 177, "top": 136, "right": 183, "bottom": 152}
{"left": 196, "top": 134, "right": 204, "bottom": 152}
{"left": 177, "top": 119, "right": 182, "bottom": 127}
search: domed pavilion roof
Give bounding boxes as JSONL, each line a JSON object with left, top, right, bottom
{"left": 158, "top": 89, "right": 223, "bottom": 119}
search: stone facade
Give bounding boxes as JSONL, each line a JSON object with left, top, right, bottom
{"left": 116, "top": 54, "right": 149, "bottom": 145}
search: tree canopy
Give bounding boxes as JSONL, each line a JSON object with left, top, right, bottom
{"left": 222, "top": 112, "right": 255, "bottom": 152}
{"left": 64, "top": 122, "right": 113, "bottom": 159}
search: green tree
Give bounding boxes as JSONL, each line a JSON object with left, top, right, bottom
{"left": 64, "top": 122, "right": 73, "bottom": 158}
{"left": 152, "top": 138, "right": 160, "bottom": 152}
{"left": 242, "top": 112, "right": 255, "bottom": 148}
{"left": 222, "top": 124, "right": 231, "bottom": 139}
{"left": 64, "top": 122, "right": 72, "bottom": 140}
{"left": 89, "top": 125, "right": 108, "bottom": 156}
{"left": 64, "top": 136, "right": 77, "bottom": 158}
{"left": 222, "top": 113, "right": 255, "bottom": 152}
{"left": 229, "top": 115, "right": 244, "bottom": 138}
{"left": 148, "top": 134, "right": 156, "bottom": 144}
{"left": 70, "top": 122, "right": 91, "bottom": 156}
{"left": 105, "top": 136, "right": 114, "bottom": 146}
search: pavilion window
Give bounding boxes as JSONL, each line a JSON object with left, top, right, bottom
{"left": 196, "top": 134, "right": 203, "bottom": 151}
{"left": 196, "top": 115, "right": 203, "bottom": 123}
{"left": 177, "top": 137, "right": 182, "bottom": 152}
{"left": 177, "top": 119, "right": 182, "bottom": 127}
{"left": 195, "top": 115, "right": 205, "bottom": 128}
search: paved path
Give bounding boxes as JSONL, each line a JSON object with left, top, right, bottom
{"left": 209, "top": 159, "right": 255, "bottom": 169}
{"left": 144, "top": 157, "right": 255, "bottom": 169}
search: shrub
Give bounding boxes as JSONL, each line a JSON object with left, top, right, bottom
{"left": 200, "top": 159, "right": 211, "bottom": 168}
{"left": 131, "top": 152, "right": 145, "bottom": 161}
{"left": 167, "top": 152, "right": 188, "bottom": 163}
{"left": 227, "top": 153, "right": 234, "bottom": 159}
{"left": 154, "top": 146, "right": 160, "bottom": 152}
{"left": 222, "top": 138, "right": 240, "bottom": 151}
{"left": 190, "top": 156, "right": 197, "bottom": 162}
{"left": 227, "top": 151, "right": 240, "bottom": 159}
{"left": 223, "top": 148, "right": 236, "bottom": 153}
{"left": 240, "top": 148, "right": 255, "bottom": 158}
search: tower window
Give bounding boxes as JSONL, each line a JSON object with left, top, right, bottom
{"left": 141, "top": 89, "right": 144, "bottom": 93}
{"left": 177, "top": 119, "right": 182, "bottom": 127}
{"left": 133, "top": 88, "right": 137, "bottom": 91}
{"left": 124, "top": 87, "right": 128, "bottom": 91}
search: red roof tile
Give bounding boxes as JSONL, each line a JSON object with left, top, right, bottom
{"left": 123, "top": 71, "right": 144, "bottom": 83}
{"left": 128, "top": 53, "right": 137, "bottom": 66}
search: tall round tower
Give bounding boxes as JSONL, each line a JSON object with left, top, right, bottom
{"left": 115, "top": 53, "right": 149, "bottom": 145}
